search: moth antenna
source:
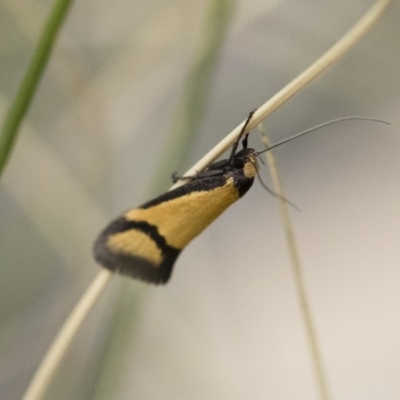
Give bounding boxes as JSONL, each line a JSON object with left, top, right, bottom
{"left": 255, "top": 163, "right": 300, "bottom": 212}
{"left": 257, "top": 116, "right": 390, "bottom": 155}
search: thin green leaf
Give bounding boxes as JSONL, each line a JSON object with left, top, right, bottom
{"left": 0, "top": 0, "right": 74, "bottom": 177}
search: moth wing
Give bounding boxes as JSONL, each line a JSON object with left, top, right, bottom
{"left": 94, "top": 175, "right": 240, "bottom": 284}
{"left": 94, "top": 217, "right": 180, "bottom": 284}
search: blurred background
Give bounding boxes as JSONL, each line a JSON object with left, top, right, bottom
{"left": 1, "top": 0, "right": 399, "bottom": 399}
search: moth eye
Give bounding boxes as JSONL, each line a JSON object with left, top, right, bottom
{"left": 233, "top": 158, "right": 244, "bottom": 169}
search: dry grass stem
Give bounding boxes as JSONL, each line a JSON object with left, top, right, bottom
{"left": 22, "top": 270, "right": 112, "bottom": 400}
{"left": 260, "top": 126, "right": 331, "bottom": 400}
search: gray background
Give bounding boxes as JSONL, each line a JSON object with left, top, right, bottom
{"left": 1, "top": 1, "right": 399, "bottom": 399}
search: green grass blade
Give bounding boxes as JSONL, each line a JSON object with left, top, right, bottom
{"left": 0, "top": 0, "right": 74, "bottom": 178}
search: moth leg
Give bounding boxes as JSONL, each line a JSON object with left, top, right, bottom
{"left": 171, "top": 171, "right": 197, "bottom": 183}
{"left": 194, "top": 168, "right": 226, "bottom": 179}
{"left": 219, "top": 109, "right": 256, "bottom": 168}
{"left": 172, "top": 168, "right": 227, "bottom": 183}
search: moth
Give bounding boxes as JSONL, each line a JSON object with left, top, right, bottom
{"left": 94, "top": 112, "right": 258, "bottom": 284}
{"left": 94, "top": 114, "right": 385, "bottom": 284}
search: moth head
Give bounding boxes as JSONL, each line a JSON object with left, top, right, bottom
{"left": 232, "top": 148, "right": 258, "bottom": 179}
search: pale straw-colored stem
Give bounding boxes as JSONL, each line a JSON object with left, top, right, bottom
{"left": 22, "top": 270, "right": 112, "bottom": 400}
{"left": 260, "top": 128, "right": 331, "bottom": 400}
{"left": 171, "top": 0, "right": 393, "bottom": 189}
{"left": 22, "top": 1, "right": 392, "bottom": 399}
